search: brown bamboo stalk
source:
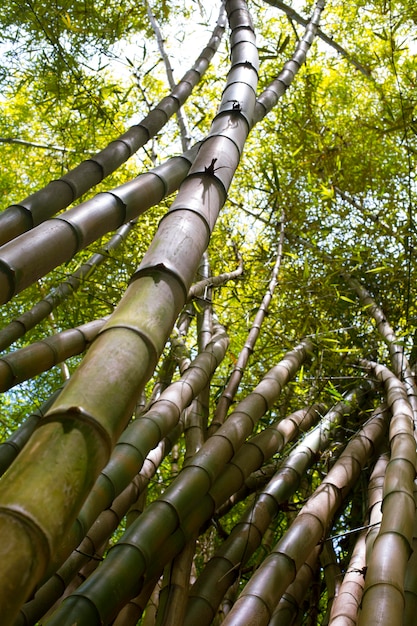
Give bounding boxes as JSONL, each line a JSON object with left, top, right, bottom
{"left": 344, "top": 272, "right": 417, "bottom": 426}
{"left": 262, "top": 0, "right": 372, "bottom": 77}
{"left": 184, "top": 389, "right": 370, "bottom": 626}
{"left": 0, "top": 8, "right": 226, "bottom": 247}
{"left": 403, "top": 480, "right": 417, "bottom": 623}
{"left": 187, "top": 252, "right": 243, "bottom": 302}
{"left": 269, "top": 546, "right": 321, "bottom": 626}
{"left": 321, "top": 541, "right": 342, "bottom": 625}
{"left": 220, "top": 405, "right": 388, "bottom": 626}
{"left": 329, "top": 451, "right": 389, "bottom": 625}
{"left": 358, "top": 361, "right": 416, "bottom": 625}
{"left": 156, "top": 538, "right": 197, "bottom": 626}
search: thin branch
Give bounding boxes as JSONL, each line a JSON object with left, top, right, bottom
{"left": 263, "top": 0, "right": 372, "bottom": 77}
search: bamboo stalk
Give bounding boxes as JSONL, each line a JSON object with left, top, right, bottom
{"left": 0, "top": 317, "right": 106, "bottom": 392}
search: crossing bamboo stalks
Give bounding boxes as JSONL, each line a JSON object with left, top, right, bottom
{"left": 358, "top": 361, "right": 416, "bottom": 625}
{"left": 269, "top": 546, "right": 321, "bottom": 625}
{"left": 0, "top": 221, "right": 132, "bottom": 352}
{"left": 49, "top": 327, "right": 229, "bottom": 571}
{"left": 43, "top": 340, "right": 311, "bottom": 625}
{"left": 0, "top": 6, "right": 226, "bottom": 247}
{"left": 0, "top": 148, "right": 197, "bottom": 305}
{"left": 184, "top": 387, "right": 371, "bottom": 626}
{"left": 328, "top": 450, "right": 388, "bottom": 624}
{"left": 220, "top": 405, "right": 388, "bottom": 626}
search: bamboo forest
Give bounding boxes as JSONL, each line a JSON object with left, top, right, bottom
{"left": 1, "top": 0, "right": 417, "bottom": 623}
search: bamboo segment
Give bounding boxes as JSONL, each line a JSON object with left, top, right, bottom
{"left": 269, "top": 546, "right": 321, "bottom": 626}
{"left": 328, "top": 531, "right": 367, "bottom": 626}
{"left": 0, "top": 317, "right": 105, "bottom": 392}
{"left": 220, "top": 406, "right": 388, "bottom": 626}
{"left": 0, "top": 6, "right": 226, "bottom": 246}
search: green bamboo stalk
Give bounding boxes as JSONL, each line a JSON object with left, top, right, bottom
{"left": 0, "top": 317, "right": 106, "bottom": 392}
{"left": 0, "top": 220, "right": 132, "bottom": 352}
{"left": 16, "top": 420, "right": 184, "bottom": 626}
{"left": 209, "top": 216, "right": 285, "bottom": 433}
{"left": 113, "top": 575, "right": 162, "bottom": 626}
{"left": 43, "top": 339, "right": 310, "bottom": 625}
{"left": 219, "top": 405, "right": 388, "bottom": 626}
{"left": 184, "top": 388, "right": 370, "bottom": 626}
{"left": 0, "top": 7, "right": 226, "bottom": 247}
{"left": 0, "top": 390, "right": 62, "bottom": 476}
{"left": 358, "top": 361, "right": 416, "bottom": 625}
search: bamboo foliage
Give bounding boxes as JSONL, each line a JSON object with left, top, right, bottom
{"left": 210, "top": 216, "right": 286, "bottom": 432}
